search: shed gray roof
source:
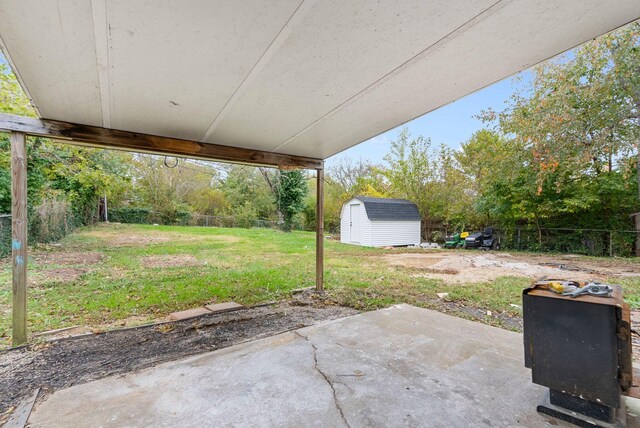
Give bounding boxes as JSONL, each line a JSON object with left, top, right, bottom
{"left": 355, "top": 197, "right": 421, "bottom": 222}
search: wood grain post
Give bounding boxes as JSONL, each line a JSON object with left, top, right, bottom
{"left": 11, "top": 131, "right": 27, "bottom": 346}
{"left": 315, "top": 165, "right": 324, "bottom": 292}
{"left": 0, "top": 113, "right": 323, "bottom": 169}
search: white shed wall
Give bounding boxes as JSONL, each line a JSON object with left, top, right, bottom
{"left": 341, "top": 197, "right": 421, "bottom": 247}
{"left": 371, "top": 221, "right": 421, "bottom": 247}
{"left": 340, "top": 199, "right": 372, "bottom": 246}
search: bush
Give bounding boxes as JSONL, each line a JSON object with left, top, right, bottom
{"left": 0, "top": 199, "right": 78, "bottom": 258}
{"left": 109, "top": 207, "right": 153, "bottom": 224}
{"left": 109, "top": 207, "right": 192, "bottom": 226}
{"left": 29, "top": 199, "right": 78, "bottom": 244}
{"left": 0, "top": 216, "right": 10, "bottom": 258}
{"left": 233, "top": 202, "right": 257, "bottom": 228}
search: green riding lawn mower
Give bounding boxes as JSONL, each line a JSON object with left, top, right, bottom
{"left": 444, "top": 232, "right": 469, "bottom": 249}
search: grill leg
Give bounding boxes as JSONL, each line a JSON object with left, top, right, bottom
{"left": 537, "top": 389, "right": 623, "bottom": 427}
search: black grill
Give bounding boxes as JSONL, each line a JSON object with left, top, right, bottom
{"left": 523, "top": 285, "right": 633, "bottom": 425}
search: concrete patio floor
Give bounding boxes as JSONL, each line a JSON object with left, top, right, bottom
{"left": 26, "top": 304, "right": 640, "bottom": 427}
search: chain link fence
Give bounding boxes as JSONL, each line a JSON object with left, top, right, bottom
{"left": 5, "top": 205, "right": 636, "bottom": 258}
{"left": 498, "top": 227, "right": 636, "bottom": 257}
{"left": 108, "top": 208, "right": 305, "bottom": 231}
{"left": 425, "top": 226, "right": 638, "bottom": 257}
{"left": 0, "top": 215, "right": 11, "bottom": 258}
{"left": 0, "top": 200, "right": 78, "bottom": 258}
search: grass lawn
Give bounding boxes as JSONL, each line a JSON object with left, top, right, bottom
{"left": 2, "top": 223, "right": 640, "bottom": 347}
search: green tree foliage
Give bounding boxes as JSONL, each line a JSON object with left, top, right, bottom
{"left": 311, "top": 157, "right": 388, "bottom": 232}
{"left": 483, "top": 23, "right": 639, "bottom": 193}
{"left": 275, "top": 170, "right": 308, "bottom": 231}
{"left": 382, "top": 129, "right": 468, "bottom": 237}
{"left": 0, "top": 63, "right": 131, "bottom": 224}
{"left": 223, "top": 165, "right": 275, "bottom": 221}
{"left": 0, "top": 63, "right": 33, "bottom": 117}
{"left": 472, "top": 23, "right": 640, "bottom": 240}
{"left": 1, "top": 22, "right": 638, "bottom": 254}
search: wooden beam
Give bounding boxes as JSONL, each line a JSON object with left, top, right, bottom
{"left": 0, "top": 113, "right": 323, "bottom": 169}
{"left": 11, "top": 131, "right": 27, "bottom": 346}
{"left": 315, "top": 165, "right": 324, "bottom": 292}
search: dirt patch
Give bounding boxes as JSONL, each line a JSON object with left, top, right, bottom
{"left": 141, "top": 255, "right": 201, "bottom": 268}
{"left": 84, "top": 230, "right": 241, "bottom": 247}
{"left": 173, "top": 234, "right": 241, "bottom": 244}
{"left": 419, "top": 267, "right": 460, "bottom": 275}
{"left": 37, "top": 268, "right": 86, "bottom": 283}
{"left": 109, "top": 234, "right": 173, "bottom": 246}
{"left": 0, "top": 303, "right": 358, "bottom": 418}
{"left": 384, "top": 254, "right": 444, "bottom": 269}
{"left": 506, "top": 253, "right": 640, "bottom": 275}
{"left": 212, "top": 235, "right": 241, "bottom": 243}
{"left": 384, "top": 251, "right": 610, "bottom": 284}
{"left": 33, "top": 252, "right": 103, "bottom": 266}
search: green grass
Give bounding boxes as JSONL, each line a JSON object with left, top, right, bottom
{"left": 2, "top": 223, "right": 640, "bottom": 347}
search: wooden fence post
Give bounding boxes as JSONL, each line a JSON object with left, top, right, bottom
{"left": 609, "top": 230, "right": 613, "bottom": 257}
{"left": 11, "top": 131, "right": 27, "bottom": 346}
{"left": 316, "top": 165, "right": 324, "bottom": 292}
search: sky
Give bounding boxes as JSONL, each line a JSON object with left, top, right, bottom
{"left": 324, "top": 71, "right": 532, "bottom": 168}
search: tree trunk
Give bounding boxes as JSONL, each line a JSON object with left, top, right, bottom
{"left": 259, "top": 167, "right": 284, "bottom": 224}
{"left": 634, "top": 213, "right": 640, "bottom": 257}
{"left": 637, "top": 145, "right": 640, "bottom": 200}
{"left": 535, "top": 217, "right": 542, "bottom": 247}
{"left": 635, "top": 145, "right": 640, "bottom": 256}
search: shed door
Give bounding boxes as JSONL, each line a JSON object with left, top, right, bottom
{"left": 349, "top": 203, "right": 362, "bottom": 243}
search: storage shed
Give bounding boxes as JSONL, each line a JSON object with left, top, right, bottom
{"left": 340, "top": 197, "right": 421, "bottom": 247}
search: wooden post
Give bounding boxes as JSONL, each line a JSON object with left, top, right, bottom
{"left": 103, "top": 193, "right": 108, "bottom": 222}
{"left": 609, "top": 230, "right": 613, "bottom": 257}
{"left": 632, "top": 213, "right": 640, "bottom": 257}
{"left": 11, "top": 131, "right": 27, "bottom": 346}
{"left": 315, "top": 165, "right": 324, "bottom": 292}
{"left": 0, "top": 113, "right": 323, "bottom": 169}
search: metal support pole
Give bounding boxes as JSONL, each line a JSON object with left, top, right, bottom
{"left": 103, "top": 193, "right": 108, "bottom": 222}
{"left": 316, "top": 165, "right": 324, "bottom": 292}
{"left": 609, "top": 230, "right": 613, "bottom": 257}
{"left": 517, "top": 227, "right": 521, "bottom": 251}
{"left": 11, "top": 131, "right": 27, "bottom": 346}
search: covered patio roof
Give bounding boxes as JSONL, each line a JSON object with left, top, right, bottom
{"left": 1, "top": 0, "right": 639, "bottom": 162}
{"left": 1, "top": 1, "right": 640, "bottom": 346}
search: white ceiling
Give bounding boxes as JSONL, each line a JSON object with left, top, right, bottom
{"left": 1, "top": 0, "right": 639, "bottom": 160}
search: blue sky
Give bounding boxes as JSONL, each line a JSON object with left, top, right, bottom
{"left": 325, "top": 72, "right": 532, "bottom": 168}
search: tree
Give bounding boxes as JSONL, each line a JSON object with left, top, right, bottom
{"left": 0, "top": 63, "right": 132, "bottom": 223}
{"left": 594, "top": 23, "right": 640, "bottom": 197}
{"left": 129, "top": 155, "right": 230, "bottom": 220}
{"left": 224, "top": 165, "right": 277, "bottom": 222}
{"left": 328, "top": 157, "right": 374, "bottom": 193}
{"left": 455, "top": 130, "right": 521, "bottom": 225}
{"left": 45, "top": 147, "right": 132, "bottom": 223}
{"left": 382, "top": 128, "right": 463, "bottom": 238}
{"left": 0, "top": 63, "right": 33, "bottom": 117}
{"left": 473, "top": 23, "right": 640, "bottom": 251}
{"left": 274, "top": 169, "right": 308, "bottom": 231}
{"left": 483, "top": 23, "right": 640, "bottom": 194}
